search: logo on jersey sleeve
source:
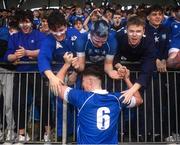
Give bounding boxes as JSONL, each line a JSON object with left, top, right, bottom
{"left": 71, "top": 36, "right": 77, "bottom": 41}
{"left": 71, "top": 35, "right": 77, "bottom": 46}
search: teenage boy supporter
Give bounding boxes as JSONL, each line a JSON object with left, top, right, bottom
{"left": 146, "top": 5, "right": 170, "bottom": 72}
{"left": 145, "top": 5, "right": 170, "bottom": 140}
{"left": 38, "top": 11, "right": 81, "bottom": 139}
{"left": 115, "top": 15, "right": 156, "bottom": 100}
{"left": 75, "top": 19, "right": 123, "bottom": 80}
{"left": 5, "top": 10, "right": 49, "bottom": 142}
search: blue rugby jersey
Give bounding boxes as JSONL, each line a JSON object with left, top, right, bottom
{"left": 64, "top": 88, "right": 127, "bottom": 144}
{"left": 38, "top": 27, "right": 80, "bottom": 73}
{"left": 75, "top": 32, "right": 117, "bottom": 64}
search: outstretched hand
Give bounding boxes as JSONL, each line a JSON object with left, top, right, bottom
{"left": 49, "top": 75, "right": 64, "bottom": 96}
{"left": 119, "top": 87, "right": 135, "bottom": 104}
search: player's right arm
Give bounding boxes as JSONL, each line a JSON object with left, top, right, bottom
{"left": 56, "top": 53, "right": 78, "bottom": 100}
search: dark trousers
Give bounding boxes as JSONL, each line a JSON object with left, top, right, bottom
{"left": 13, "top": 73, "right": 50, "bottom": 133}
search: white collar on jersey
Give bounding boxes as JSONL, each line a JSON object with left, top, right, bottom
{"left": 92, "top": 89, "right": 109, "bottom": 94}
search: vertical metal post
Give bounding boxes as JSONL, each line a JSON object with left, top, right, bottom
{"left": 62, "top": 76, "right": 68, "bottom": 144}
{"left": 151, "top": 77, "right": 155, "bottom": 142}
{"left": 17, "top": 0, "right": 24, "bottom": 8}
{"left": 40, "top": 76, "right": 43, "bottom": 141}
{"left": 31, "top": 73, "right": 36, "bottom": 141}
{"left": 25, "top": 73, "right": 29, "bottom": 141}
{"left": 174, "top": 72, "right": 178, "bottom": 141}
{"left": 136, "top": 72, "right": 140, "bottom": 142}
{"left": 158, "top": 73, "right": 163, "bottom": 142}
{"left": 2, "top": 0, "right": 7, "bottom": 9}
{"left": 144, "top": 90, "right": 147, "bottom": 142}
{"left": 48, "top": 0, "right": 51, "bottom": 9}
{"left": 166, "top": 72, "right": 171, "bottom": 139}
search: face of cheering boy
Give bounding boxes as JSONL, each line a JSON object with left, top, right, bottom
{"left": 50, "top": 25, "right": 67, "bottom": 41}
{"left": 19, "top": 18, "right": 32, "bottom": 34}
{"left": 147, "top": 10, "right": 164, "bottom": 28}
{"left": 127, "top": 24, "right": 145, "bottom": 46}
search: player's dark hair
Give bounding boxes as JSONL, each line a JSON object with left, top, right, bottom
{"left": 48, "top": 11, "right": 67, "bottom": 31}
{"left": 127, "top": 15, "right": 145, "bottom": 28}
{"left": 82, "top": 65, "right": 104, "bottom": 81}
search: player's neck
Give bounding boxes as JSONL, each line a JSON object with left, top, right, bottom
{"left": 91, "top": 85, "right": 102, "bottom": 91}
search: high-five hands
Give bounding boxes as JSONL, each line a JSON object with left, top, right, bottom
{"left": 63, "top": 52, "right": 74, "bottom": 64}
{"left": 115, "top": 63, "right": 129, "bottom": 79}
{"left": 50, "top": 52, "right": 75, "bottom": 96}
{"left": 115, "top": 63, "right": 136, "bottom": 104}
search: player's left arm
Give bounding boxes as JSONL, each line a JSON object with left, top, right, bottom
{"left": 120, "top": 67, "right": 143, "bottom": 107}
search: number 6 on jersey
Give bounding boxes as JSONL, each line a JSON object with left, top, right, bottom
{"left": 96, "top": 107, "right": 110, "bottom": 130}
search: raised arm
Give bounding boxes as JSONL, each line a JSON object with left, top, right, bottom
{"left": 55, "top": 52, "right": 75, "bottom": 99}
{"left": 122, "top": 68, "right": 143, "bottom": 106}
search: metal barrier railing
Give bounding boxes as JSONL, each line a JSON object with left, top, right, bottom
{"left": 0, "top": 66, "right": 179, "bottom": 144}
